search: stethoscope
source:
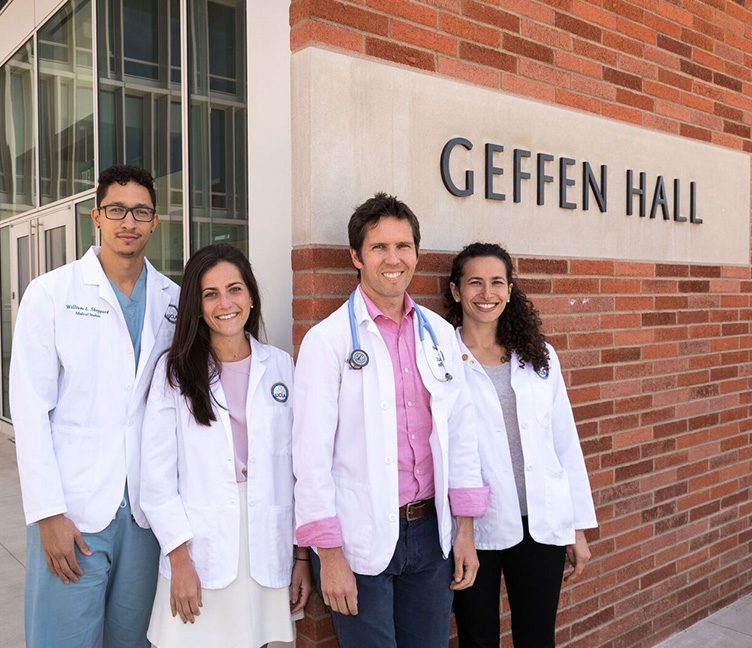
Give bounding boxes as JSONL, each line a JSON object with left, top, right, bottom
{"left": 347, "top": 290, "right": 453, "bottom": 382}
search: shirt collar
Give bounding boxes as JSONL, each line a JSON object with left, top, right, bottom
{"left": 357, "top": 285, "right": 415, "bottom": 324}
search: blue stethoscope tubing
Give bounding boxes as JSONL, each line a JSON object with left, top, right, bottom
{"left": 347, "top": 290, "right": 452, "bottom": 381}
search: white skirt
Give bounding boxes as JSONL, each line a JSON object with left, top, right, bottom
{"left": 147, "top": 482, "right": 296, "bottom": 648}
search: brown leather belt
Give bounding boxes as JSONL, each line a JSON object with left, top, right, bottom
{"left": 398, "top": 498, "right": 436, "bottom": 521}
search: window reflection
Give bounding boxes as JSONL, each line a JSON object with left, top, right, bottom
{"left": 0, "top": 40, "right": 36, "bottom": 219}
{"left": 189, "top": 0, "right": 248, "bottom": 253}
{"left": 38, "top": 0, "right": 95, "bottom": 205}
{"left": 98, "top": 0, "right": 184, "bottom": 282}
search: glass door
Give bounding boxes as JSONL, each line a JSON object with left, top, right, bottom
{"left": 8, "top": 206, "right": 75, "bottom": 333}
{"left": 1, "top": 203, "right": 82, "bottom": 429}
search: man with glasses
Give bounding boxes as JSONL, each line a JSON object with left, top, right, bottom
{"left": 11, "top": 165, "right": 179, "bottom": 647}
{"left": 293, "top": 193, "right": 488, "bottom": 648}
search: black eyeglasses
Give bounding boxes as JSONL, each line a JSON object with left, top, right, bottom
{"left": 99, "top": 204, "right": 157, "bottom": 222}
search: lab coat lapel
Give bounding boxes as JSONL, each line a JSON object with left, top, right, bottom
{"left": 246, "top": 336, "right": 268, "bottom": 420}
{"left": 80, "top": 247, "right": 127, "bottom": 328}
{"left": 135, "top": 258, "right": 171, "bottom": 386}
{"left": 210, "top": 376, "right": 234, "bottom": 450}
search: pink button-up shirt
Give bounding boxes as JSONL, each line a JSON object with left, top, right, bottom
{"left": 296, "top": 287, "right": 488, "bottom": 549}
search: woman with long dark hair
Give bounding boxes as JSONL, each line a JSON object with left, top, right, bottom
{"left": 446, "top": 242, "right": 597, "bottom": 648}
{"left": 140, "top": 244, "right": 312, "bottom": 648}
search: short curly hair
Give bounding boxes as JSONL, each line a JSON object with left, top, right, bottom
{"left": 96, "top": 165, "right": 156, "bottom": 209}
{"left": 444, "top": 242, "right": 550, "bottom": 372}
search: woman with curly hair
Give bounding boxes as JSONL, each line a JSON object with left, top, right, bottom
{"left": 445, "top": 242, "right": 597, "bottom": 648}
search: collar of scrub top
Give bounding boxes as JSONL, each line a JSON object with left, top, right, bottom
{"left": 347, "top": 289, "right": 452, "bottom": 381}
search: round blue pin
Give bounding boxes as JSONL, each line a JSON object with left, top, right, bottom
{"left": 164, "top": 304, "right": 178, "bottom": 324}
{"left": 536, "top": 367, "right": 549, "bottom": 380}
{"left": 271, "top": 382, "right": 289, "bottom": 403}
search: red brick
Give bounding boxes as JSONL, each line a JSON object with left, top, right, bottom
{"left": 555, "top": 12, "right": 603, "bottom": 43}
{"left": 367, "top": 0, "right": 436, "bottom": 27}
{"left": 616, "top": 88, "right": 654, "bottom": 111}
{"left": 459, "top": 41, "right": 516, "bottom": 72}
{"left": 440, "top": 13, "right": 500, "bottom": 47}
{"left": 290, "top": 19, "right": 364, "bottom": 53}
{"left": 391, "top": 20, "right": 456, "bottom": 56}
{"left": 366, "top": 37, "right": 435, "bottom": 71}
{"left": 503, "top": 33, "right": 555, "bottom": 64}
{"left": 657, "top": 33, "right": 692, "bottom": 59}
{"left": 604, "top": 0, "right": 643, "bottom": 23}
{"left": 604, "top": 31, "right": 643, "bottom": 57}
{"left": 462, "top": 0, "right": 520, "bottom": 32}
{"left": 308, "top": 0, "right": 389, "bottom": 36}
{"left": 603, "top": 67, "right": 643, "bottom": 91}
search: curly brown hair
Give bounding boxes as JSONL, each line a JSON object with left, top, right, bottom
{"left": 444, "top": 242, "right": 549, "bottom": 372}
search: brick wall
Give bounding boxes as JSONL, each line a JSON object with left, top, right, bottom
{"left": 290, "top": 0, "right": 752, "bottom": 153}
{"left": 289, "top": 1, "right": 752, "bottom": 647}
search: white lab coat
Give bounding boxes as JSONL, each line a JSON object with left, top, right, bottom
{"left": 10, "top": 247, "right": 179, "bottom": 532}
{"left": 456, "top": 330, "right": 597, "bottom": 549}
{"left": 140, "top": 337, "right": 295, "bottom": 590}
{"left": 293, "top": 290, "right": 484, "bottom": 576}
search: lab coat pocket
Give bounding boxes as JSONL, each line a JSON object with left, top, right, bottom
{"left": 184, "top": 502, "right": 219, "bottom": 578}
{"left": 543, "top": 467, "right": 574, "bottom": 531}
{"left": 50, "top": 423, "right": 100, "bottom": 493}
{"left": 262, "top": 407, "right": 293, "bottom": 455}
{"left": 333, "top": 476, "right": 372, "bottom": 561}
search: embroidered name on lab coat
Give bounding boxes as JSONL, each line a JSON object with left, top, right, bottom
{"left": 65, "top": 304, "right": 110, "bottom": 318}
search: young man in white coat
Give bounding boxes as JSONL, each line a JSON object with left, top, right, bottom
{"left": 293, "top": 193, "right": 489, "bottom": 648}
{"left": 10, "top": 165, "right": 180, "bottom": 648}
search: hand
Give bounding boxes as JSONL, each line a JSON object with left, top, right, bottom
{"left": 318, "top": 547, "right": 358, "bottom": 615}
{"left": 450, "top": 517, "right": 479, "bottom": 591}
{"left": 290, "top": 549, "right": 314, "bottom": 613}
{"left": 564, "top": 530, "right": 591, "bottom": 583}
{"left": 168, "top": 544, "right": 203, "bottom": 624}
{"left": 38, "top": 514, "right": 92, "bottom": 584}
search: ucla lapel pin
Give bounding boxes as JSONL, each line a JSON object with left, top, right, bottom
{"left": 271, "top": 382, "right": 289, "bottom": 403}
{"left": 164, "top": 304, "right": 178, "bottom": 324}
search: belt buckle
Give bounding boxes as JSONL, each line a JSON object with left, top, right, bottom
{"left": 405, "top": 500, "right": 423, "bottom": 522}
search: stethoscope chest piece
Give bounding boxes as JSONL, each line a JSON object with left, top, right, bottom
{"left": 349, "top": 349, "right": 369, "bottom": 370}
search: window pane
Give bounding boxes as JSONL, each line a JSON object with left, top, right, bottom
{"left": 123, "top": 0, "right": 159, "bottom": 79}
{"left": 45, "top": 226, "right": 67, "bottom": 271}
{"left": 0, "top": 40, "right": 36, "bottom": 219}
{"left": 189, "top": 0, "right": 247, "bottom": 253}
{"left": 0, "top": 227, "right": 10, "bottom": 419}
{"left": 98, "top": 0, "right": 184, "bottom": 283}
{"left": 39, "top": 0, "right": 95, "bottom": 206}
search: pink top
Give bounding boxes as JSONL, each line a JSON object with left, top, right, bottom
{"left": 296, "top": 287, "right": 489, "bottom": 549}
{"left": 220, "top": 356, "right": 251, "bottom": 483}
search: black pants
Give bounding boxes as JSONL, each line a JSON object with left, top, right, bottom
{"left": 453, "top": 517, "right": 566, "bottom": 648}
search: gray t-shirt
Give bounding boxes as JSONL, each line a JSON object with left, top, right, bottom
{"left": 482, "top": 362, "right": 528, "bottom": 516}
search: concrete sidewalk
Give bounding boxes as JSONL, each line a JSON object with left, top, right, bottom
{"left": 1, "top": 432, "right": 750, "bottom": 648}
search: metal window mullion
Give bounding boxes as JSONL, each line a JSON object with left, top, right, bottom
{"left": 92, "top": 0, "right": 100, "bottom": 182}
{"left": 33, "top": 31, "right": 40, "bottom": 210}
{"left": 180, "top": 0, "right": 189, "bottom": 262}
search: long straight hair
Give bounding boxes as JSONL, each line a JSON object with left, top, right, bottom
{"left": 166, "top": 244, "right": 263, "bottom": 426}
{"left": 444, "top": 242, "right": 549, "bottom": 372}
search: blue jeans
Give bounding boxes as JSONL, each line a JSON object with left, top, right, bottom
{"left": 25, "top": 489, "right": 160, "bottom": 648}
{"left": 311, "top": 513, "right": 454, "bottom": 648}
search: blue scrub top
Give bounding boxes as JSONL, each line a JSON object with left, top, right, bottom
{"left": 109, "top": 264, "right": 148, "bottom": 371}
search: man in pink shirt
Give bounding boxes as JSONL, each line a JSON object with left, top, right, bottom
{"left": 293, "top": 194, "right": 489, "bottom": 648}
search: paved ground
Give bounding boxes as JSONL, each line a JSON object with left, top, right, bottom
{"left": 1, "top": 432, "right": 750, "bottom": 648}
